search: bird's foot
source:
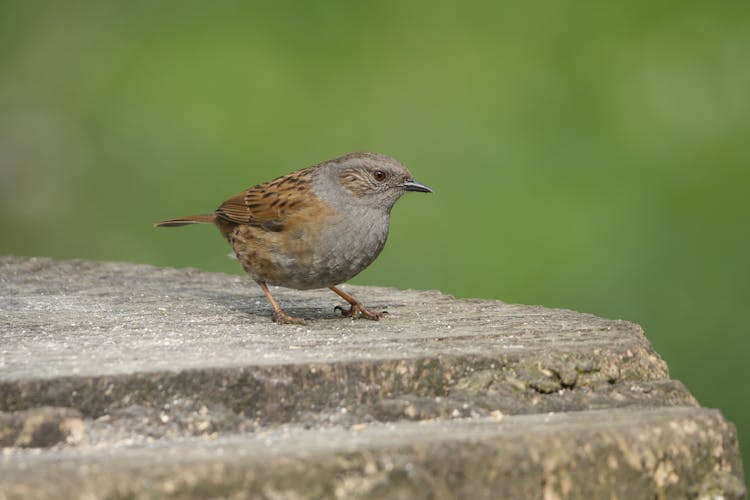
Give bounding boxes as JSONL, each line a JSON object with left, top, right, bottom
{"left": 334, "top": 303, "right": 387, "bottom": 321}
{"left": 272, "top": 310, "right": 306, "bottom": 325}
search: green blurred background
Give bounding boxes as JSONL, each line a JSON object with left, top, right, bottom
{"left": 1, "top": 1, "right": 748, "bottom": 471}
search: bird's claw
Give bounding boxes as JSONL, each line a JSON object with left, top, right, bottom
{"left": 334, "top": 304, "right": 387, "bottom": 321}
{"left": 273, "top": 310, "right": 306, "bottom": 325}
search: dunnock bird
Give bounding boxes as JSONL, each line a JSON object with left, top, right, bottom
{"left": 155, "top": 152, "right": 432, "bottom": 324}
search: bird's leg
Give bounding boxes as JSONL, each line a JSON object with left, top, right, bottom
{"left": 329, "top": 286, "right": 387, "bottom": 321}
{"left": 257, "top": 281, "right": 306, "bottom": 325}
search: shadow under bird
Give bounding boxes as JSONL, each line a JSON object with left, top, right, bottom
{"left": 154, "top": 152, "right": 433, "bottom": 324}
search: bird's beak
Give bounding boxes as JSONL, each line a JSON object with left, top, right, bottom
{"left": 401, "top": 178, "right": 433, "bottom": 193}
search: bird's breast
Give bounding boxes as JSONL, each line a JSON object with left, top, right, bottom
{"left": 280, "top": 207, "right": 390, "bottom": 289}
{"left": 321, "top": 208, "right": 390, "bottom": 276}
{"left": 226, "top": 202, "right": 391, "bottom": 290}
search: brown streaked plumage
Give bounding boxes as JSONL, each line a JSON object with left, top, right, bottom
{"left": 155, "top": 152, "right": 432, "bottom": 324}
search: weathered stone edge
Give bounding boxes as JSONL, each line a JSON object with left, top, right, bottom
{"left": 1, "top": 407, "right": 744, "bottom": 499}
{"left": 3, "top": 343, "right": 670, "bottom": 419}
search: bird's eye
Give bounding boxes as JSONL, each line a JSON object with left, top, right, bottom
{"left": 373, "top": 170, "right": 387, "bottom": 181}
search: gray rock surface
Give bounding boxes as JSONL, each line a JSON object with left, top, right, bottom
{"left": 0, "top": 256, "right": 745, "bottom": 499}
{"left": 0, "top": 407, "right": 82, "bottom": 448}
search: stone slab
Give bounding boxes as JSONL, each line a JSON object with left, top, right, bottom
{"left": 0, "top": 256, "right": 744, "bottom": 498}
{"left": 1, "top": 256, "right": 664, "bottom": 379}
{"left": 1, "top": 407, "right": 744, "bottom": 499}
{"left": 1, "top": 256, "right": 673, "bottom": 419}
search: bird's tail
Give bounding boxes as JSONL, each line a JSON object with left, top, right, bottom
{"left": 153, "top": 214, "right": 216, "bottom": 228}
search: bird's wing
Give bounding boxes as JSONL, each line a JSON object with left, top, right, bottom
{"left": 215, "top": 167, "right": 316, "bottom": 231}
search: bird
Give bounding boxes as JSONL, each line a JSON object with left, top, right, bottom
{"left": 154, "top": 152, "right": 432, "bottom": 324}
